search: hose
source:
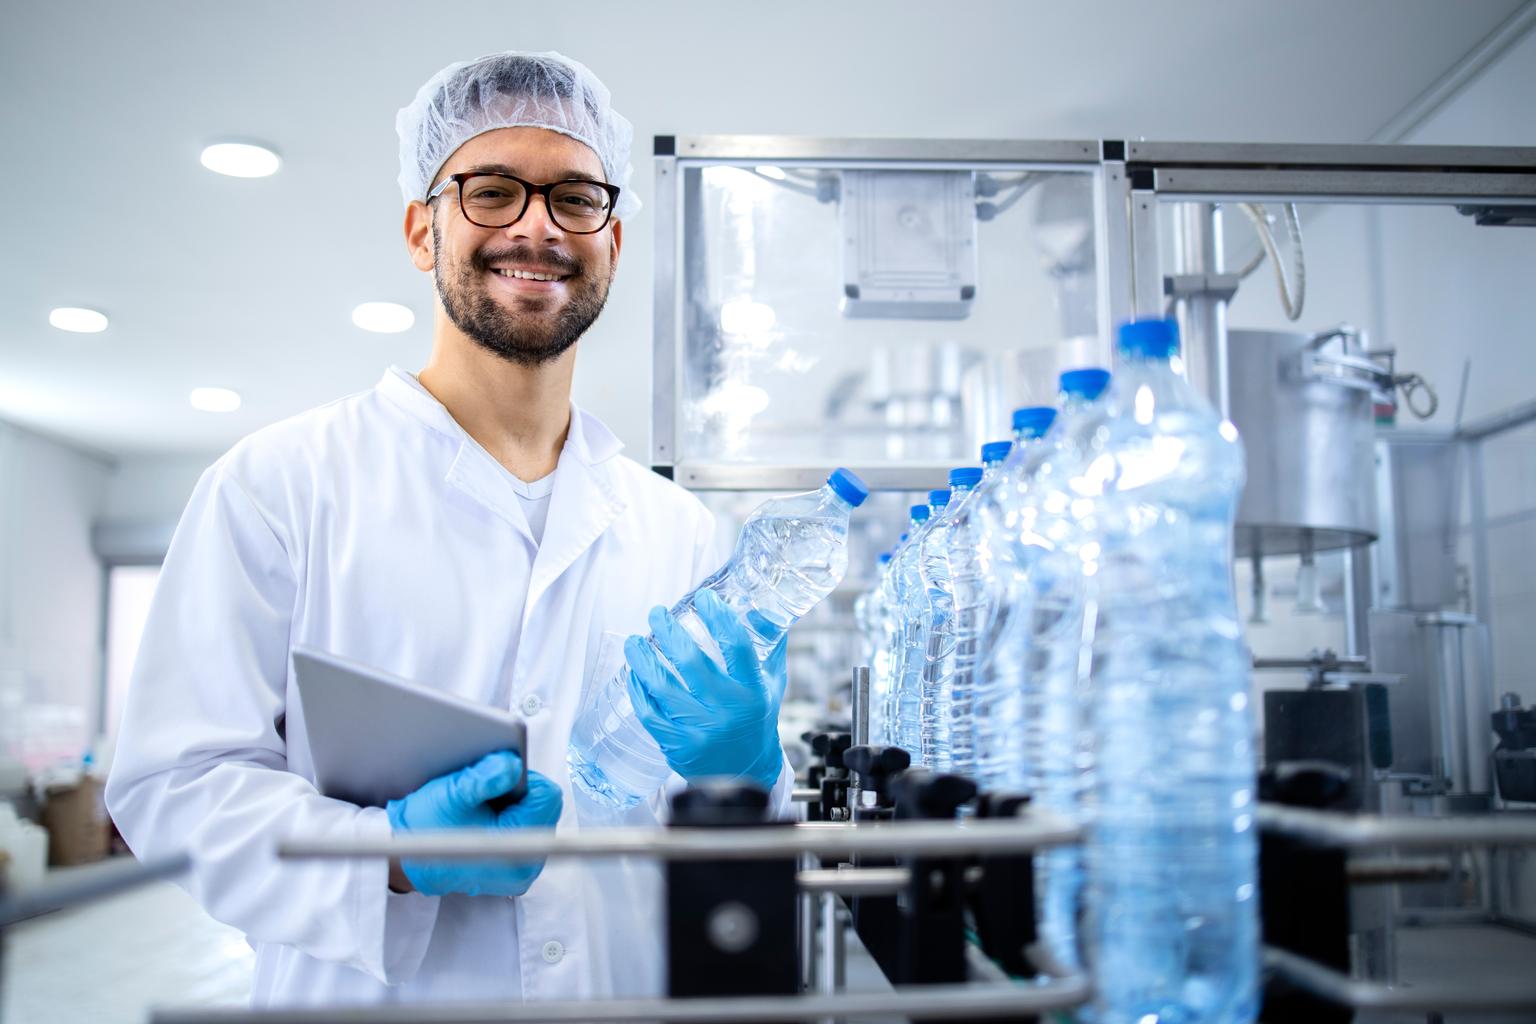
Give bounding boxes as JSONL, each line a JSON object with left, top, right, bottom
{"left": 1236, "top": 202, "right": 1306, "bottom": 321}
{"left": 1395, "top": 372, "right": 1440, "bottom": 419}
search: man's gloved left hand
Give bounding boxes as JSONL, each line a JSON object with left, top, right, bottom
{"left": 625, "top": 588, "right": 788, "bottom": 791}
{"left": 385, "top": 750, "right": 563, "bottom": 897}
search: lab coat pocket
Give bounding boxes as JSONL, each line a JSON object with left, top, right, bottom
{"left": 577, "top": 630, "right": 630, "bottom": 716}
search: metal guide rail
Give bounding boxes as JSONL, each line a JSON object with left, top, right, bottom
{"left": 1258, "top": 802, "right": 1536, "bottom": 1016}
{"left": 1257, "top": 803, "right": 1536, "bottom": 849}
{"left": 276, "top": 812, "right": 1083, "bottom": 863}
{"left": 148, "top": 979, "right": 1091, "bottom": 1023}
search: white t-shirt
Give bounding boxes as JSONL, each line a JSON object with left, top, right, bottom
{"left": 512, "top": 471, "right": 555, "bottom": 546}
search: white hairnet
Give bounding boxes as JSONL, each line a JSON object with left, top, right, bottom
{"left": 396, "top": 50, "right": 639, "bottom": 221}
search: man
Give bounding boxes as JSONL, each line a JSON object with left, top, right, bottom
{"left": 106, "top": 51, "right": 792, "bottom": 1007}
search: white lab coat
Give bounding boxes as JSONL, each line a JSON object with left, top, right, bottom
{"left": 105, "top": 367, "right": 791, "bottom": 1008}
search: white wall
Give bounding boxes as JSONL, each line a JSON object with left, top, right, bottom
{"left": 104, "top": 452, "right": 216, "bottom": 524}
{"left": 0, "top": 420, "right": 111, "bottom": 768}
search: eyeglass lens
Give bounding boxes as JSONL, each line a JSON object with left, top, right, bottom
{"left": 460, "top": 175, "right": 612, "bottom": 232}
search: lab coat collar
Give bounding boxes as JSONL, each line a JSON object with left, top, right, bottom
{"left": 376, "top": 365, "right": 623, "bottom": 467}
{"left": 375, "top": 366, "right": 629, "bottom": 618}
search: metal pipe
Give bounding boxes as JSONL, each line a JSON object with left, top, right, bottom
{"left": 1258, "top": 805, "right": 1536, "bottom": 850}
{"left": 850, "top": 666, "right": 869, "bottom": 816}
{"left": 0, "top": 854, "right": 188, "bottom": 927}
{"left": 279, "top": 814, "right": 1083, "bottom": 864}
{"left": 1343, "top": 545, "right": 1373, "bottom": 664}
{"left": 149, "top": 979, "right": 1091, "bottom": 1023}
{"left": 1264, "top": 946, "right": 1536, "bottom": 1011}
{"left": 1252, "top": 655, "right": 1369, "bottom": 671}
{"left": 1173, "top": 202, "right": 1230, "bottom": 417}
{"left": 791, "top": 789, "right": 820, "bottom": 803}
{"left": 1346, "top": 857, "right": 1454, "bottom": 884}
{"left": 797, "top": 852, "right": 815, "bottom": 993}
{"left": 798, "top": 867, "right": 909, "bottom": 897}
{"left": 817, "top": 891, "right": 845, "bottom": 1019}
{"left": 851, "top": 666, "right": 870, "bottom": 747}
{"left": 1456, "top": 395, "right": 1536, "bottom": 442}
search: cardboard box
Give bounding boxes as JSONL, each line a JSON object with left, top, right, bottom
{"left": 42, "top": 775, "right": 109, "bottom": 866}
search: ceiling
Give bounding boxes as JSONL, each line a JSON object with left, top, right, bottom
{"left": 1, "top": 0, "right": 1530, "bottom": 461}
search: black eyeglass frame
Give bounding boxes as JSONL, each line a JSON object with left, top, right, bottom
{"left": 426, "top": 172, "right": 622, "bottom": 234}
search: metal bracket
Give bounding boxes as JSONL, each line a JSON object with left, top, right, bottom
{"left": 1163, "top": 272, "right": 1240, "bottom": 303}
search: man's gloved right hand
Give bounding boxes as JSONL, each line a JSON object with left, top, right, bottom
{"left": 385, "top": 750, "right": 562, "bottom": 897}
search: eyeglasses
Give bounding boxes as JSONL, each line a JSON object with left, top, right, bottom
{"left": 427, "top": 172, "right": 621, "bottom": 234}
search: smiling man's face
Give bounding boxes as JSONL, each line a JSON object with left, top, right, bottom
{"left": 422, "top": 126, "right": 622, "bottom": 367}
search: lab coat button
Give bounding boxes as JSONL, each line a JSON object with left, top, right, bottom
{"left": 521, "top": 694, "right": 544, "bottom": 716}
{"left": 541, "top": 940, "right": 564, "bottom": 964}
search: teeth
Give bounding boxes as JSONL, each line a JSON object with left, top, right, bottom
{"left": 495, "top": 268, "right": 563, "bottom": 282}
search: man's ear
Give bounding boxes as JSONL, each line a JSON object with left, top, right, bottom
{"left": 609, "top": 219, "right": 623, "bottom": 270}
{"left": 404, "top": 201, "right": 435, "bottom": 272}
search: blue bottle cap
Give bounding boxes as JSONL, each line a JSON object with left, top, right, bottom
{"left": 827, "top": 467, "right": 869, "bottom": 507}
{"left": 908, "top": 506, "right": 929, "bottom": 523}
{"left": 1011, "top": 406, "right": 1058, "bottom": 438}
{"left": 981, "top": 440, "right": 1012, "bottom": 464}
{"left": 1059, "top": 368, "right": 1111, "bottom": 400}
{"left": 1118, "top": 318, "right": 1180, "bottom": 359}
{"left": 948, "top": 467, "right": 983, "bottom": 489}
{"left": 928, "top": 489, "right": 951, "bottom": 507}
{"left": 878, "top": 552, "right": 892, "bottom": 564}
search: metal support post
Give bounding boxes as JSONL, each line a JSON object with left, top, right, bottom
{"left": 817, "top": 891, "right": 845, "bottom": 1024}
{"left": 1172, "top": 202, "right": 1231, "bottom": 417}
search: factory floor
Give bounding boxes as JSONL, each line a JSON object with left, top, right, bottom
{"left": 1, "top": 871, "right": 254, "bottom": 1024}
{"left": 4, "top": 875, "right": 1534, "bottom": 1023}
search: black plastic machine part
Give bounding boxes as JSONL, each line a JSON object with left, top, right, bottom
{"left": 968, "top": 791, "right": 1038, "bottom": 993}
{"left": 813, "top": 732, "right": 852, "bottom": 821}
{"left": 840, "top": 744, "right": 910, "bottom": 977}
{"left": 1257, "top": 760, "right": 1353, "bottom": 1024}
{"left": 666, "top": 782, "right": 797, "bottom": 998}
{"left": 1492, "top": 696, "right": 1536, "bottom": 802}
{"left": 882, "top": 769, "right": 978, "bottom": 986}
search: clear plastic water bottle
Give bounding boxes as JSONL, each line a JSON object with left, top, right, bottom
{"left": 943, "top": 441, "right": 1014, "bottom": 780}
{"left": 1015, "top": 371, "right": 1114, "bottom": 973}
{"left": 919, "top": 467, "right": 982, "bottom": 771}
{"left": 1085, "top": 320, "right": 1257, "bottom": 1023}
{"left": 880, "top": 511, "right": 928, "bottom": 746}
{"left": 568, "top": 468, "right": 870, "bottom": 809}
{"left": 854, "top": 552, "right": 893, "bottom": 742}
{"left": 892, "top": 489, "right": 949, "bottom": 760}
{"left": 969, "top": 406, "right": 1059, "bottom": 795}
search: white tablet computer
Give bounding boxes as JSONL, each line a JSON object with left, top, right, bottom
{"left": 291, "top": 646, "right": 528, "bottom": 809}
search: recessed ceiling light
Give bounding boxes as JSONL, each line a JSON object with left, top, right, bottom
{"left": 49, "top": 307, "right": 109, "bottom": 333}
{"left": 352, "top": 302, "right": 415, "bottom": 333}
{"left": 199, "top": 142, "right": 281, "bottom": 178}
{"left": 189, "top": 387, "right": 242, "bottom": 413}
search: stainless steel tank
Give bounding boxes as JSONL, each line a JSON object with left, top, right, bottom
{"left": 1226, "top": 326, "right": 1390, "bottom": 559}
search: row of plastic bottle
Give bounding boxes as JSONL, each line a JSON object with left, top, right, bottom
{"left": 855, "top": 319, "right": 1258, "bottom": 1024}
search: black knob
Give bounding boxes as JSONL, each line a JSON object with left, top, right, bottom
{"left": 1258, "top": 760, "right": 1351, "bottom": 809}
{"left": 670, "top": 781, "right": 772, "bottom": 826}
{"left": 891, "top": 771, "right": 977, "bottom": 820}
{"left": 975, "top": 791, "right": 1031, "bottom": 820}
{"left": 843, "top": 744, "right": 910, "bottom": 799}
{"left": 812, "top": 732, "right": 853, "bottom": 770}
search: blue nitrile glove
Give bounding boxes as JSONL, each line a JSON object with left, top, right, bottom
{"left": 384, "top": 750, "right": 563, "bottom": 897}
{"left": 624, "top": 588, "right": 788, "bottom": 791}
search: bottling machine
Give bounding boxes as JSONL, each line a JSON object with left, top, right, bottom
{"left": 5, "top": 138, "right": 1535, "bottom": 1024}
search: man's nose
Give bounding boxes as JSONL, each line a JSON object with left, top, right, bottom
{"left": 505, "top": 194, "right": 563, "bottom": 243}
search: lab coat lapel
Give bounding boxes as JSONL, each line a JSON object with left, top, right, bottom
{"left": 523, "top": 405, "right": 626, "bottom": 625}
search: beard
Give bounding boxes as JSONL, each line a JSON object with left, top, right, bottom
{"left": 433, "top": 221, "right": 613, "bottom": 367}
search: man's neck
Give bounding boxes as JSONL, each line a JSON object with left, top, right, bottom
{"left": 417, "top": 334, "right": 574, "bottom": 483}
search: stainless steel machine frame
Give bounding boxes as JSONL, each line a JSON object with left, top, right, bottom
{"left": 1122, "top": 142, "right": 1536, "bottom": 664}
{"left": 650, "top": 136, "right": 1131, "bottom": 492}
